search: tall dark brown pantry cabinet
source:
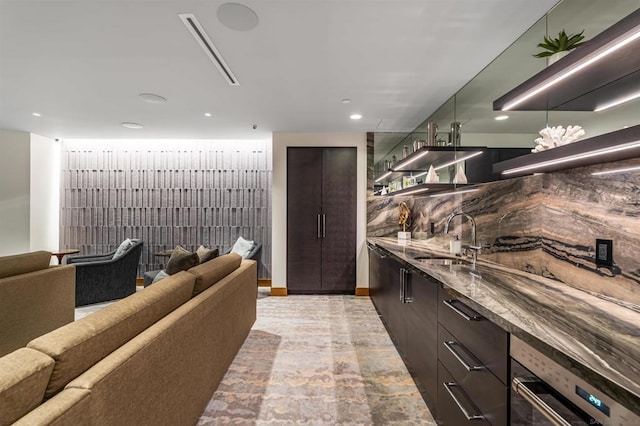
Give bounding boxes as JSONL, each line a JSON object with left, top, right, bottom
{"left": 287, "top": 147, "right": 356, "bottom": 293}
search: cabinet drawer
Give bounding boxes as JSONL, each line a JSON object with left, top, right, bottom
{"left": 438, "top": 288, "right": 508, "bottom": 384}
{"left": 438, "top": 325, "right": 507, "bottom": 426}
{"left": 437, "top": 361, "right": 491, "bottom": 426}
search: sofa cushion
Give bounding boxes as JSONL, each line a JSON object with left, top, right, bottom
{"left": 186, "top": 253, "right": 242, "bottom": 296}
{"left": 12, "top": 388, "right": 91, "bottom": 426}
{"left": 0, "top": 265, "right": 75, "bottom": 357}
{"left": 0, "top": 251, "right": 51, "bottom": 279}
{"left": 27, "top": 271, "right": 196, "bottom": 399}
{"left": 230, "top": 237, "right": 255, "bottom": 258}
{"left": 112, "top": 238, "right": 134, "bottom": 259}
{"left": 166, "top": 246, "right": 199, "bottom": 275}
{"left": 196, "top": 245, "right": 219, "bottom": 264}
{"left": 0, "top": 348, "right": 55, "bottom": 425}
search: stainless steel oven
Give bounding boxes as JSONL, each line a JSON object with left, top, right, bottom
{"left": 510, "top": 336, "right": 639, "bottom": 426}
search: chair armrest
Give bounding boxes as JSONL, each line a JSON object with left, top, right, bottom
{"left": 67, "top": 249, "right": 116, "bottom": 263}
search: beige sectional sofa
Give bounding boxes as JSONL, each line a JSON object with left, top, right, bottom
{"left": 0, "top": 251, "right": 75, "bottom": 357}
{"left": 0, "top": 253, "right": 257, "bottom": 426}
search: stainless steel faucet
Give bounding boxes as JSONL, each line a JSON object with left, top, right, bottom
{"left": 444, "top": 211, "right": 480, "bottom": 267}
{"left": 444, "top": 211, "right": 477, "bottom": 247}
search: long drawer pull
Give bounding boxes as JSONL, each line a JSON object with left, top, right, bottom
{"left": 443, "top": 341, "right": 484, "bottom": 371}
{"left": 443, "top": 299, "right": 483, "bottom": 321}
{"left": 371, "top": 247, "right": 386, "bottom": 259}
{"left": 442, "top": 382, "right": 484, "bottom": 421}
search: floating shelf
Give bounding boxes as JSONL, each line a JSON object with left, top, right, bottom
{"left": 374, "top": 146, "right": 487, "bottom": 185}
{"left": 493, "top": 124, "right": 640, "bottom": 177}
{"left": 378, "top": 183, "right": 468, "bottom": 197}
{"left": 493, "top": 8, "right": 640, "bottom": 111}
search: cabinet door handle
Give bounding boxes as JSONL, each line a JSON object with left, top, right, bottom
{"left": 443, "top": 299, "right": 483, "bottom": 321}
{"left": 442, "top": 382, "right": 484, "bottom": 421}
{"left": 317, "top": 214, "right": 321, "bottom": 239}
{"left": 322, "top": 214, "right": 326, "bottom": 238}
{"left": 443, "top": 341, "right": 484, "bottom": 371}
{"left": 399, "top": 269, "right": 405, "bottom": 302}
{"left": 403, "top": 269, "right": 412, "bottom": 303}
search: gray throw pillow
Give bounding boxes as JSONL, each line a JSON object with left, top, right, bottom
{"left": 151, "top": 270, "right": 170, "bottom": 284}
{"left": 166, "top": 246, "right": 199, "bottom": 275}
{"left": 230, "top": 237, "right": 254, "bottom": 259}
{"left": 112, "top": 238, "right": 134, "bottom": 259}
{"left": 196, "top": 245, "right": 219, "bottom": 264}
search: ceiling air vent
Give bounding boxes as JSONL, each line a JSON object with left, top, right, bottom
{"left": 179, "top": 13, "right": 239, "bottom": 86}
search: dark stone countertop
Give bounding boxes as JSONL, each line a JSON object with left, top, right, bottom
{"left": 368, "top": 237, "right": 640, "bottom": 414}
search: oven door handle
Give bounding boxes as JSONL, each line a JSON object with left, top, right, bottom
{"left": 512, "top": 377, "right": 572, "bottom": 426}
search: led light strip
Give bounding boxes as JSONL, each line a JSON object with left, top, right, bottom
{"left": 594, "top": 90, "right": 640, "bottom": 112}
{"left": 393, "top": 150, "right": 430, "bottom": 170}
{"left": 394, "top": 187, "right": 430, "bottom": 196}
{"left": 430, "top": 188, "right": 480, "bottom": 197}
{"left": 434, "top": 151, "right": 483, "bottom": 171}
{"left": 502, "top": 141, "right": 640, "bottom": 175}
{"left": 591, "top": 164, "right": 640, "bottom": 175}
{"left": 374, "top": 171, "right": 392, "bottom": 183}
{"left": 502, "top": 26, "right": 640, "bottom": 111}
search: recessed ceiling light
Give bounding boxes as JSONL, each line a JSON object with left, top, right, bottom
{"left": 204, "top": 113, "right": 212, "bottom": 117}
{"left": 121, "top": 122, "right": 143, "bottom": 129}
{"left": 350, "top": 114, "right": 362, "bottom": 120}
{"left": 32, "top": 112, "right": 41, "bottom": 117}
{"left": 139, "top": 93, "right": 167, "bottom": 104}
{"left": 495, "top": 115, "right": 509, "bottom": 121}
{"left": 342, "top": 99, "right": 352, "bottom": 104}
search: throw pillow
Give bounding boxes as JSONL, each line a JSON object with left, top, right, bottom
{"left": 152, "top": 270, "right": 170, "bottom": 284}
{"left": 230, "top": 236, "right": 254, "bottom": 259}
{"left": 196, "top": 245, "right": 219, "bottom": 264}
{"left": 112, "top": 238, "right": 134, "bottom": 259}
{"left": 166, "top": 246, "right": 199, "bottom": 275}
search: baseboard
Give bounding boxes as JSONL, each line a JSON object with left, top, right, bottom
{"left": 270, "top": 287, "right": 288, "bottom": 297}
{"left": 355, "top": 287, "right": 370, "bottom": 296}
{"left": 258, "top": 279, "right": 271, "bottom": 287}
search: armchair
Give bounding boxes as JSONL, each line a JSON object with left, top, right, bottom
{"left": 68, "top": 240, "right": 143, "bottom": 306}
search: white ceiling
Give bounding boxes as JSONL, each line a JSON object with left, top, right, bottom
{"left": 0, "top": 0, "right": 558, "bottom": 141}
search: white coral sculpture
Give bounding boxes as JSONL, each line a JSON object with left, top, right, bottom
{"left": 532, "top": 125, "right": 585, "bottom": 153}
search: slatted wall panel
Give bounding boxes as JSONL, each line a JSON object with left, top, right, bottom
{"left": 60, "top": 140, "right": 272, "bottom": 278}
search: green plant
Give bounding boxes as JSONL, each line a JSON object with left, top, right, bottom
{"left": 533, "top": 30, "right": 585, "bottom": 57}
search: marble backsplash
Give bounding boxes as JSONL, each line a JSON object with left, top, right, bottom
{"left": 367, "top": 157, "right": 640, "bottom": 308}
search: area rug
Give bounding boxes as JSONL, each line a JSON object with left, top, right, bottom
{"left": 198, "top": 290, "right": 435, "bottom": 425}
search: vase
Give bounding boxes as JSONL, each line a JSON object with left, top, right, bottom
{"left": 548, "top": 51, "right": 569, "bottom": 65}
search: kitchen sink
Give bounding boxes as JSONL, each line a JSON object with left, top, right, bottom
{"left": 413, "top": 256, "right": 482, "bottom": 278}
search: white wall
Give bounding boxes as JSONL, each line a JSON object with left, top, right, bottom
{"left": 0, "top": 130, "right": 31, "bottom": 255}
{"left": 272, "top": 132, "right": 368, "bottom": 290}
{"left": 30, "top": 134, "right": 60, "bottom": 251}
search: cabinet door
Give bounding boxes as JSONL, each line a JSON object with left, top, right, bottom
{"left": 405, "top": 270, "right": 439, "bottom": 413}
{"left": 368, "top": 245, "right": 384, "bottom": 313}
{"left": 287, "top": 148, "right": 322, "bottom": 292}
{"left": 384, "top": 258, "right": 408, "bottom": 358}
{"left": 321, "top": 147, "right": 356, "bottom": 292}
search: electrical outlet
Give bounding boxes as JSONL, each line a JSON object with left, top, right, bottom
{"left": 595, "top": 239, "right": 613, "bottom": 267}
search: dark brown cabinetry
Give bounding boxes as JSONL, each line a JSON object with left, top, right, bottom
{"left": 437, "top": 288, "right": 508, "bottom": 426}
{"left": 287, "top": 147, "right": 356, "bottom": 293}
{"left": 368, "top": 251, "right": 439, "bottom": 414}
{"left": 368, "top": 248, "right": 510, "bottom": 424}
